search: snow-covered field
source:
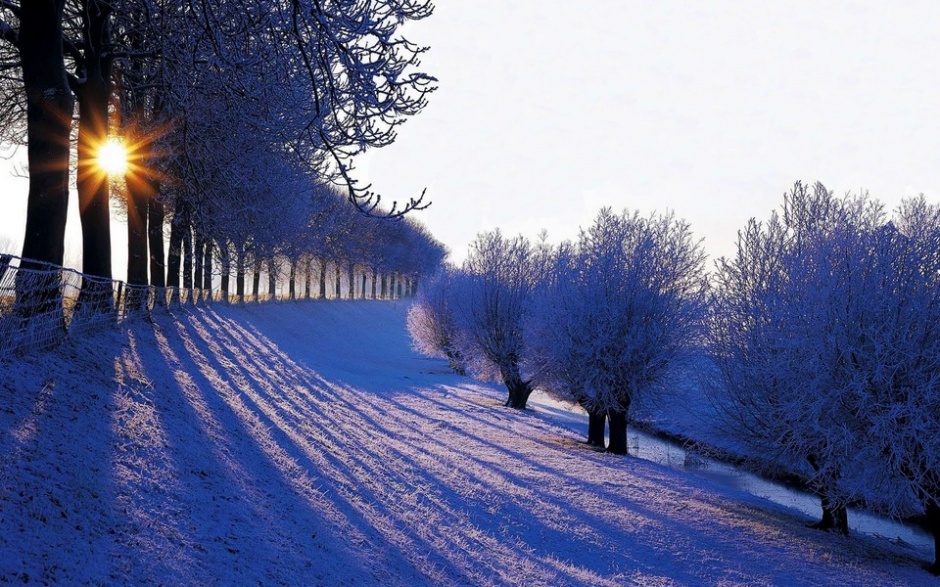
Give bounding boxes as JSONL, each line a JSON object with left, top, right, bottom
{"left": 0, "top": 301, "right": 935, "bottom": 585}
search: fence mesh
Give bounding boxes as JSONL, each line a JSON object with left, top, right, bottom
{"left": 1, "top": 255, "right": 204, "bottom": 356}
{"left": 1, "top": 254, "right": 413, "bottom": 357}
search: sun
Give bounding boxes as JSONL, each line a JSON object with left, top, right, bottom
{"left": 97, "top": 137, "right": 128, "bottom": 176}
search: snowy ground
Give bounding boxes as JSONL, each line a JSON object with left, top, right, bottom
{"left": 1, "top": 300, "right": 936, "bottom": 585}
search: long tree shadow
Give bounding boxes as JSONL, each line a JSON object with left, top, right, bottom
{"left": 3, "top": 302, "right": 933, "bottom": 586}
{"left": 187, "top": 304, "right": 932, "bottom": 586}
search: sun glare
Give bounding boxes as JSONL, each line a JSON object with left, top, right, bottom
{"left": 97, "top": 138, "right": 128, "bottom": 176}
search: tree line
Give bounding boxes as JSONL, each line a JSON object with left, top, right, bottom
{"left": 0, "top": 0, "right": 438, "bottom": 323}
{"left": 408, "top": 182, "right": 940, "bottom": 574}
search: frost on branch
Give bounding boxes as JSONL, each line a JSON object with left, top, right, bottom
{"left": 449, "top": 230, "right": 536, "bottom": 409}
{"left": 527, "top": 208, "right": 707, "bottom": 455}
{"left": 407, "top": 268, "right": 466, "bottom": 375}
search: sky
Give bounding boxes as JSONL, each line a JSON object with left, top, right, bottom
{"left": 3, "top": 0, "right": 940, "bottom": 270}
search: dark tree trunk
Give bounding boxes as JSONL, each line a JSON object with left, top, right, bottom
{"left": 166, "top": 211, "right": 183, "bottom": 288}
{"left": 586, "top": 409, "right": 607, "bottom": 449}
{"left": 319, "top": 260, "right": 327, "bottom": 299}
{"left": 252, "top": 256, "right": 262, "bottom": 300}
{"left": 806, "top": 457, "right": 849, "bottom": 534}
{"left": 347, "top": 264, "right": 355, "bottom": 299}
{"left": 219, "top": 243, "right": 230, "bottom": 303}
{"left": 17, "top": 0, "right": 73, "bottom": 326}
{"left": 75, "top": 0, "right": 113, "bottom": 286}
{"left": 182, "top": 221, "right": 193, "bottom": 290}
{"left": 304, "top": 257, "right": 312, "bottom": 299}
{"left": 501, "top": 364, "right": 532, "bottom": 409}
{"left": 371, "top": 268, "right": 378, "bottom": 299}
{"left": 235, "top": 248, "right": 245, "bottom": 303}
{"left": 926, "top": 500, "right": 940, "bottom": 575}
{"left": 125, "top": 172, "right": 150, "bottom": 315}
{"left": 202, "top": 240, "right": 212, "bottom": 296}
{"left": 193, "top": 234, "right": 204, "bottom": 297}
{"left": 396, "top": 274, "right": 403, "bottom": 298}
{"left": 267, "top": 257, "right": 276, "bottom": 298}
{"left": 148, "top": 195, "right": 165, "bottom": 290}
{"left": 361, "top": 272, "right": 366, "bottom": 299}
{"left": 809, "top": 495, "right": 849, "bottom": 535}
{"left": 334, "top": 263, "right": 341, "bottom": 299}
{"left": 166, "top": 209, "right": 183, "bottom": 304}
{"left": 289, "top": 258, "right": 297, "bottom": 300}
{"left": 607, "top": 409, "right": 629, "bottom": 455}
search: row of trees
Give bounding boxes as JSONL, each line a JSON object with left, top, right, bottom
{"left": 409, "top": 185, "right": 940, "bottom": 573}
{"left": 0, "top": 0, "right": 437, "bottom": 320}
{"left": 711, "top": 182, "right": 940, "bottom": 571}
{"left": 191, "top": 185, "right": 446, "bottom": 305}
{"left": 409, "top": 210, "right": 708, "bottom": 455}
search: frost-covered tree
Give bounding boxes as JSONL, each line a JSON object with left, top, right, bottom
{"left": 451, "top": 230, "right": 535, "bottom": 409}
{"left": 710, "top": 182, "right": 889, "bottom": 533}
{"left": 408, "top": 268, "right": 466, "bottom": 374}
{"left": 841, "top": 197, "right": 940, "bottom": 572}
{"left": 528, "top": 208, "right": 707, "bottom": 455}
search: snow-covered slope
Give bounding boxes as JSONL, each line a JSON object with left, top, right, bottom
{"left": 0, "top": 301, "right": 934, "bottom": 585}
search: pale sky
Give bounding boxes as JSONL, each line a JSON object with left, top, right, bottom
{"left": 3, "top": 1, "right": 940, "bottom": 271}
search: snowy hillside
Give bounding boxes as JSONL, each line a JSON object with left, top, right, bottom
{"left": 0, "top": 301, "right": 935, "bottom": 585}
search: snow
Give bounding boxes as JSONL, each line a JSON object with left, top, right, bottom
{"left": 1, "top": 300, "right": 936, "bottom": 585}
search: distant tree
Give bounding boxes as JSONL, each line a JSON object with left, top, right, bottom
{"left": 528, "top": 208, "right": 707, "bottom": 454}
{"left": 408, "top": 268, "right": 466, "bottom": 374}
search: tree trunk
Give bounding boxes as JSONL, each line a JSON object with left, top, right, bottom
{"left": 501, "top": 364, "right": 532, "bottom": 409}
{"left": 219, "top": 243, "right": 230, "bottom": 303}
{"left": 267, "top": 257, "right": 276, "bottom": 299}
{"left": 371, "top": 268, "right": 378, "bottom": 299}
{"left": 381, "top": 274, "right": 387, "bottom": 299}
{"left": 17, "top": 0, "right": 73, "bottom": 328}
{"left": 396, "top": 274, "right": 403, "bottom": 298}
{"left": 318, "top": 260, "right": 327, "bottom": 299}
{"left": 166, "top": 209, "right": 183, "bottom": 304}
{"left": 235, "top": 247, "right": 245, "bottom": 303}
{"left": 304, "top": 257, "right": 312, "bottom": 299}
{"left": 252, "top": 256, "right": 262, "bottom": 300}
{"left": 334, "top": 263, "right": 341, "bottom": 299}
{"left": 193, "top": 234, "right": 204, "bottom": 298}
{"left": 125, "top": 170, "right": 150, "bottom": 315}
{"left": 809, "top": 494, "right": 849, "bottom": 535}
{"left": 75, "top": 0, "right": 113, "bottom": 288}
{"left": 587, "top": 409, "right": 607, "bottom": 449}
{"left": 361, "top": 272, "right": 367, "bottom": 300}
{"left": 202, "top": 240, "right": 212, "bottom": 296}
{"left": 148, "top": 195, "right": 165, "bottom": 289}
{"left": 926, "top": 500, "right": 940, "bottom": 575}
{"left": 806, "top": 457, "right": 849, "bottom": 534}
{"left": 347, "top": 264, "right": 355, "bottom": 299}
{"left": 289, "top": 258, "right": 297, "bottom": 300}
{"left": 182, "top": 221, "right": 193, "bottom": 291}
{"left": 607, "top": 409, "right": 629, "bottom": 455}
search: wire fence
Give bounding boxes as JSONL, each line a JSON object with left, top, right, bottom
{"left": 0, "top": 254, "right": 409, "bottom": 357}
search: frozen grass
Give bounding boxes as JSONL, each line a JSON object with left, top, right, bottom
{"left": 0, "top": 300, "right": 935, "bottom": 585}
